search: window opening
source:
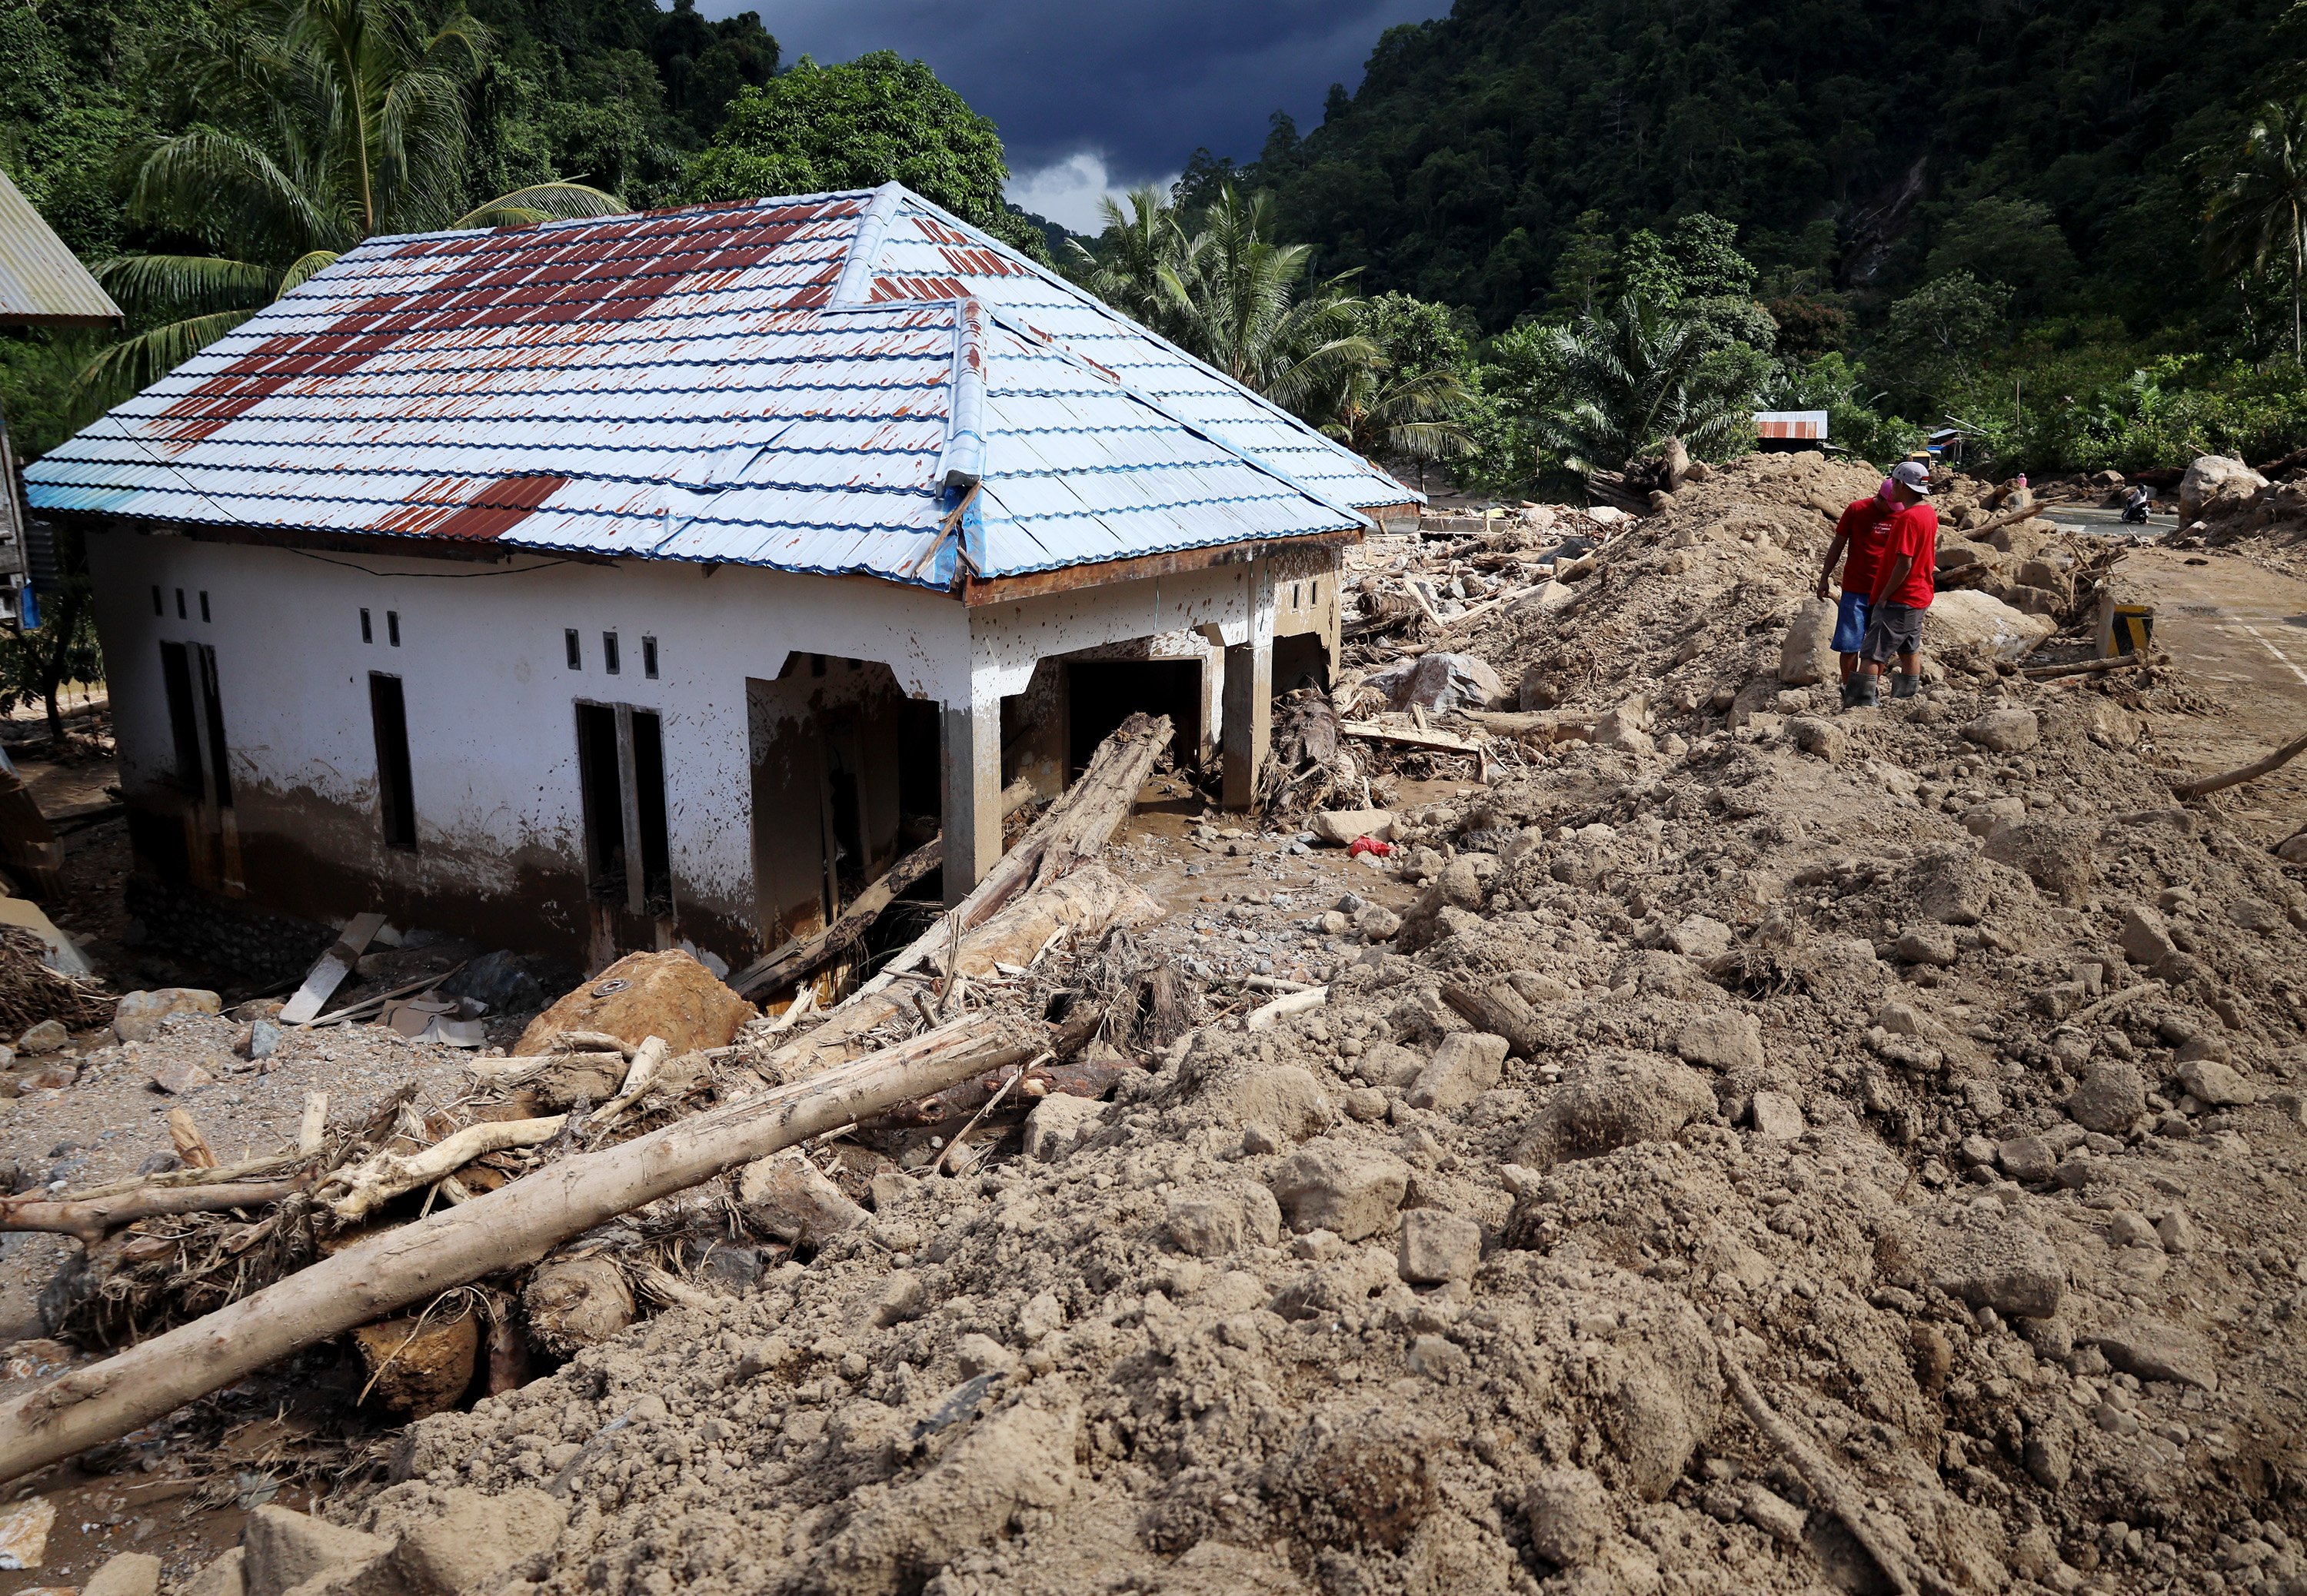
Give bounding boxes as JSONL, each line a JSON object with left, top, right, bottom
{"left": 387, "top": 610, "right": 401, "bottom": 647}
{"left": 360, "top": 608, "right": 373, "bottom": 644}
{"left": 199, "top": 591, "right": 211, "bottom": 623}
{"left": 369, "top": 673, "right": 416, "bottom": 849}
{"left": 642, "top": 636, "right": 658, "bottom": 679}
{"left": 175, "top": 589, "right": 186, "bottom": 620}
{"left": 603, "top": 631, "right": 621, "bottom": 675}
{"left": 565, "top": 629, "right": 582, "bottom": 670}
{"left": 151, "top": 586, "right": 161, "bottom": 617}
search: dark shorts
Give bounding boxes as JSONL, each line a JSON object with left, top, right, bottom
{"left": 1860, "top": 602, "right": 1926, "bottom": 664}
{"left": 1832, "top": 592, "right": 1872, "bottom": 653}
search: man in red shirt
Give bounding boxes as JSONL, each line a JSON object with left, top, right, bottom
{"left": 1850, "top": 461, "right": 1939, "bottom": 707}
{"left": 1816, "top": 481, "right": 1896, "bottom": 704}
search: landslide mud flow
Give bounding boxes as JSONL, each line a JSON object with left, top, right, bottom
{"left": 8, "top": 452, "right": 2307, "bottom": 1596}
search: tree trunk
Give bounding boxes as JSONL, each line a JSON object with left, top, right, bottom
{"left": 37, "top": 587, "right": 82, "bottom": 749}
{"left": 0, "top": 1013, "right": 1033, "bottom": 1487}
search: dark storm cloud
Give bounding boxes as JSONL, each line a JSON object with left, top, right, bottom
{"left": 725, "top": 0, "right": 1451, "bottom": 181}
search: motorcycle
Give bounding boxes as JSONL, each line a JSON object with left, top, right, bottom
{"left": 2120, "top": 497, "right": 2151, "bottom": 525}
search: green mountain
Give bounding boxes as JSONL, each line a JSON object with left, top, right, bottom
{"left": 1252, "top": 0, "right": 2299, "bottom": 338}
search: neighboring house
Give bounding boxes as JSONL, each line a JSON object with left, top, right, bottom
{"left": 0, "top": 164, "right": 122, "bottom": 628}
{"left": 26, "top": 183, "right": 1416, "bottom": 976}
{"left": 1753, "top": 410, "right": 1828, "bottom": 453}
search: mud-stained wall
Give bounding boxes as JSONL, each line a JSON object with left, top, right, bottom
{"left": 85, "top": 528, "right": 1307, "bottom": 968}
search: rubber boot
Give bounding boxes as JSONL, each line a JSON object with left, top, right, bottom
{"left": 1891, "top": 672, "right": 1922, "bottom": 700}
{"left": 1847, "top": 673, "right": 1881, "bottom": 710}
{"left": 1838, "top": 677, "right": 1859, "bottom": 709}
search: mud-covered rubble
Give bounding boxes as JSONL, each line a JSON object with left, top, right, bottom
{"left": 175, "top": 452, "right": 2297, "bottom": 1596}
{"left": 2171, "top": 454, "right": 2307, "bottom": 577}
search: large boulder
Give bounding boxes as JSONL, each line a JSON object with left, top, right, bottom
{"left": 1928, "top": 590, "right": 2056, "bottom": 660}
{"left": 1777, "top": 597, "right": 1837, "bottom": 685}
{"left": 1367, "top": 651, "right": 1509, "bottom": 713}
{"left": 514, "top": 949, "right": 751, "bottom": 1056}
{"left": 1270, "top": 1143, "right": 1412, "bottom": 1241}
{"left": 112, "top": 987, "right": 222, "bottom": 1043}
{"left": 2178, "top": 455, "right": 2269, "bottom": 524}
{"left": 1516, "top": 1052, "right": 1715, "bottom": 1167}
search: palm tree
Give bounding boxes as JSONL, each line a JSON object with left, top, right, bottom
{"left": 78, "top": 0, "right": 623, "bottom": 412}
{"left": 1067, "top": 186, "right": 1187, "bottom": 337}
{"left": 2206, "top": 96, "right": 2307, "bottom": 360}
{"left": 1321, "top": 360, "right": 1476, "bottom": 465}
{"left": 1537, "top": 296, "right": 1756, "bottom": 476}
{"left": 1159, "top": 186, "right": 1373, "bottom": 414}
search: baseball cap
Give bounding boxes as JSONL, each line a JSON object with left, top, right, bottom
{"left": 1889, "top": 461, "right": 1934, "bottom": 494}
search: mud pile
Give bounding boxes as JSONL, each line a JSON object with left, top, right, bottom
{"left": 247, "top": 454, "right": 2307, "bottom": 1596}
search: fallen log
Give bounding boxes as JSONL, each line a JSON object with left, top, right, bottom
{"left": 1440, "top": 981, "right": 1544, "bottom": 1057}
{"left": 846, "top": 714, "right": 1173, "bottom": 1005}
{"left": 323, "top": 1113, "right": 571, "bottom": 1222}
{"left": 1458, "top": 708, "right": 1596, "bottom": 741}
{"left": 0, "top": 1012, "right": 1032, "bottom": 1487}
{"left": 2172, "top": 730, "right": 2307, "bottom": 800}
{"left": 0, "top": 1176, "right": 318, "bottom": 1247}
{"left": 2019, "top": 650, "right": 2142, "bottom": 680}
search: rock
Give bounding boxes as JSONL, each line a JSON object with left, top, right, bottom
{"left": 2107, "top": 1210, "right": 2159, "bottom": 1249}
{"left": 1395, "top": 859, "right": 1486, "bottom": 950}
{"left": 0, "top": 1495, "right": 54, "bottom": 1570}
{"left": 1360, "top": 1041, "right": 1427, "bottom": 1089}
{"left": 1406, "top": 1032, "right": 1509, "bottom": 1112}
{"left": 1777, "top": 598, "right": 1836, "bottom": 686}
{"left": 1357, "top": 905, "right": 1402, "bottom": 941}
{"left": 182, "top": 1548, "right": 245, "bottom": 1596}
{"left": 2156, "top": 1209, "right": 2201, "bottom": 1252}
{"left": 1017, "top": 1292, "right": 1063, "bottom": 1343}
{"left": 512, "top": 949, "right": 751, "bottom": 1056}
{"left": 241, "top": 1505, "right": 390, "bottom": 1596}
{"left": 1167, "top": 1192, "right": 1248, "bottom": 1258}
{"left": 1517, "top": 1052, "right": 1716, "bottom": 1167}
{"left": 244, "top": 1019, "right": 283, "bottom": 1061}
{"left": 1674, "top": 1011, "right": 1763, "bottom": 1072}
{"left": 1022, "top": 1093, "right": 1105, "bottom": 1162}
{"left": 388, "top": 1488, "right": 561, "bottom": 1596}
{"left": 1895, "top": 925, "right": 1958, "bottom": 966}
{"left": 112, "top": 987, "right": 222, "bottom": 1042}
{"left": 1269, "top": 1144, "right": 1412, "bottom": 1242}
{"left": 1523, "top": 1468, "right": 1610, "bottom": 1568}
{"left": 1404, "top": 1333, "right": 1467, "bottom": 1379}
{"left": 1668, "top": 915, "right": 1733, "bottom": 960}
{"left": 2179, "top": 1057, "right": 2255, "bottom": 1106}
{"left": 1912, "top": 1209, "right": 2066, "bottom": 1318}
{"left": 2092, "top": 1318, "right": 2215, "bottom": 1389}
{"left": 151, "top": 1059, "right": 216, "bottom": 1094}
{"left": 737, "top": 1150, "right": 868, "bottom": 1244}
{"left": 1982, "top": 818, "right": 2099, "bottom": 905}
{"left": 1749, "top": 1091, "right": 1805, "bottom": 1141}
{"left": 954, "top": 1333, "right": 1014, "bottom": 1380}
{"left": 15, "top": 1020, "right": 66, "bottom": 1054}
{"left": 520, "top": 1255, "right": 636, "bottom": 1357}
{"left": 2178, "top": 454, "right": 2269, "bottom": 523}
{"left": 1930, "top": 589, "right": 2057, "bottom": 658}
{"left": 1960, "top": 796, "right": 2026, "bottom": 837}
{"left": 1594, "top": 705, "right": 1654, "bottom": 754}
{"left": 1787, "top": 715, "right": 1843, "bottom": 760}
{"left": 2118, "top": 903, "right": 2178, "bottom": 966}
{"left": 1961, "top": 707, "right": 2040, "bottom": 753}
{"left": 1370, "top": 650, "right": 1508, "bottom": 713}
{"left": 84, "top": 1551, "right": 163, "bottom": 1596}
{"left": 1397, "top": 1209, "right": 1482, "bottom": 1286}
{"left": 1311, "top": 809, "right": 1396, "bottom": 846}
{"left": 2067, "top": 1059, "right": 2145, "bottom": 1134}
{"left": 1997, "top": 1135, "right": 2058, "bottom": 1183}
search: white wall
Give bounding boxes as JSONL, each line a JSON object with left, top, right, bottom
{"left": 86, "top": 528, "right": 1293, "bottom": 963}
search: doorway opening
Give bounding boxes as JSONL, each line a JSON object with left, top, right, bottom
{"left": 576, "top": 701, "right": 671, "bottom": 916}
{"left": 1065, "top": 660, "right": 1201, "bottom": 779}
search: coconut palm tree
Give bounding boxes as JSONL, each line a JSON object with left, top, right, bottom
{"left": 1537, "top": 296, "right": 1756, "bottom": 475}
{"left": 78, "top": 0, "right": 623, "bottom": 412}
{"left": 1158, "top": 185, "right": 1373, "bottom": 414}
{"left": 1320, "top": 360, "right": 1476, "bottom": 465}
{"left": 2206, "top": 95, "right": 2307, "bottom": 360}
{"left": 1067, "top": 186, "right": 1187, "bottom": 338}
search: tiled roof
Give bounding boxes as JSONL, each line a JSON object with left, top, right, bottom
{"left": 26, "top": 185, "right": 1416, "bottom": 587}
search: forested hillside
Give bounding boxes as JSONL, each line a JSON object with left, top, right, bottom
{"left": 1250, "top": 0, "right": 2296, "bottom": 342}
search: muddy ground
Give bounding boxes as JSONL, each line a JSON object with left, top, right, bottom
{"left": 3, "top": 453, "right": 2306, "bottom": 1596}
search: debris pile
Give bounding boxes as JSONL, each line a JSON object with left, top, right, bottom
{"left": 7, "top": 466, "right": 2307, "bottom": 1596}
{"left": 2169, "top": 454, "right": 2307, "bottom": 575}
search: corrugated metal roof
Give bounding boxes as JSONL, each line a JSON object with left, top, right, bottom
{"left": 0, "top": 167, "right": 121, "bottom": 327}
{"left": 1755, "top": 410, "right": 1829, "bottom": 441}
{"left": 25, "top": 185, "right": 1417, "bottom": 587}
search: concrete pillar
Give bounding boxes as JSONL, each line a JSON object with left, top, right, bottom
{"left": 1221, "top": 561, "right": 1276, "bottom": 810}
{"left": 941, "top": 694, "right": 1003, "bottom": 906}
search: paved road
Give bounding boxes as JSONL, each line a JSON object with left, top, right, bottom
{"left": 2107, "top": 543, "right": 2307, "bottom": 844}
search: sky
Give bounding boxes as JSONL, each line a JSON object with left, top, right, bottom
{"left": 720, "top": 1, "right": 1455, "bottom": 232}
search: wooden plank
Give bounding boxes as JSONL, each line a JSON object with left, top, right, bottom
{"left": 1338, "top": 720, "right": 1484, "bottom": 753}
{"left": 280, "top": 911, "right": 387, "bottom": 1025}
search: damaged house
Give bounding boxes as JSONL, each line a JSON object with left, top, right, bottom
{"left": 26, "top": 183, "right": 1415, "bottom": 976}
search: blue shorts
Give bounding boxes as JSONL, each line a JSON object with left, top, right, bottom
{"left": 1832, "top": 592, "right": 1872, "bottom": 653}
